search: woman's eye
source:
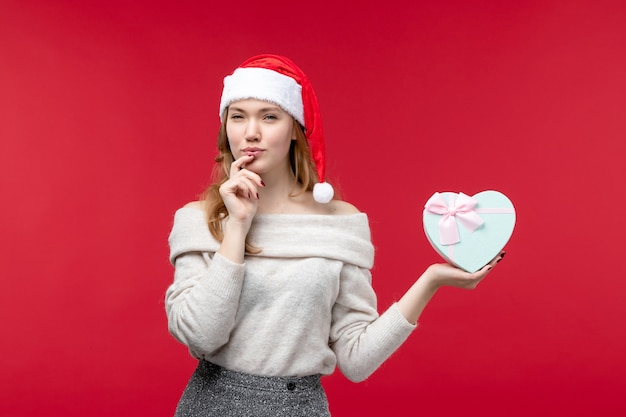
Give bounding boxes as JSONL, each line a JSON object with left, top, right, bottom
{"left": 230, "top": 114, "right": 243, "bottom": 120}
{"left": 264, "top": 114, "right": 277, "bottom": 120}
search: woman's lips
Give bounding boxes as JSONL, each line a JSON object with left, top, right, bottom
{"left": 243, "top": 148, "right": 263, "bottom": 157}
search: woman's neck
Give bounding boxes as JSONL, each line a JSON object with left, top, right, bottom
{"left": 255, "top": 167, "right": 314, "bottom": 214}
{"left": 257, "top": 176, "right": 301, "bottom": 214}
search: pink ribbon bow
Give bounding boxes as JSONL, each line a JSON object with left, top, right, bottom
{"left": 424, "top": 192, "right": 484, "bottom": 245}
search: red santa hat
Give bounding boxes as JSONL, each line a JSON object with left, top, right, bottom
{"left": 219, "top": 54, "right": 334, "bottom": 204}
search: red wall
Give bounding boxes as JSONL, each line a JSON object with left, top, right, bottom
{"left": 1, "top": 0, "right": 625, "bottom": 416}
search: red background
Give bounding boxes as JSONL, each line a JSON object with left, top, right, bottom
{"left": 1, "top": 0, "right": 625, "bottom": 416}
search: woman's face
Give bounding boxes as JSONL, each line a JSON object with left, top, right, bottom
{"left": 226, "top": 99, "right": 295, "bottom": 177}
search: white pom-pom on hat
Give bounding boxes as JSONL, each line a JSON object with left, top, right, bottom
{"left": 313, "top": 182, "right": 334, "bottom": 204}
{"left": 220, "top": 54, "right": 333, "bottom": 204}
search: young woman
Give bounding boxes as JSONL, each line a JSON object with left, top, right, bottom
{"left": 165, "top": 54, "right": 504, "bottom": 416}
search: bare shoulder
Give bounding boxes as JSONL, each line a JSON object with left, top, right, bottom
{"left": 183, "top": 200, "right": 207, "bottom": 210}
{"left": 326, "top": 199, "right": 361, "bottom": 215}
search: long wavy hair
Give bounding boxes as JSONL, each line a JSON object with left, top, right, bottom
{"left": 201, "top": 114, "right": 319, "bottom": 253}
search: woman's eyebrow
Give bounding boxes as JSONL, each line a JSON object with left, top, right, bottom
{"left": 229, "top": 105, "right": 282, "bottom": 113}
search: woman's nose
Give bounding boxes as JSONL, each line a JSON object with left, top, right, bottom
{"left": 244, "top": 119, "right": 260, "bottom": 141}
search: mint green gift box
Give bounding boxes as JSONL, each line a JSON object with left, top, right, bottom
{"left": 423, "top": 190, "right": 516, "bottom": 273}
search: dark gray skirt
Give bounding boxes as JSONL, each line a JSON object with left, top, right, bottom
{"left": 174, "top": 360, "right": 331, "bottom": 417}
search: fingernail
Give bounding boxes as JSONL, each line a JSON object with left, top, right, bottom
{"left": 260, "top": 181, "right": 266, "bottom": 187}
{"left": 488, "top": 266, "right": 493, "bottom": 271}
{"left": 256, "top": 193, "right": 260, "bottom": 199}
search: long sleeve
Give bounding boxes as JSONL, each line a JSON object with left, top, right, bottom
{"left": 165, "top": 208, "right": 246, "bottom": 358}
{"left": 329, "top": 264, "right": 416, "bottom": 382}
{"left": 166, "top": 252, "right": 246, "bottom": 357}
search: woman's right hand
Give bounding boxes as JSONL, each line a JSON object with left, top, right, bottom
{"left": 219, "top": 155, "right": 264, "bottom": 227}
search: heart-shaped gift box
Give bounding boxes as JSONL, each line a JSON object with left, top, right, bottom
{"left": 423, "top": 190, "right": 516, "bottom": 273}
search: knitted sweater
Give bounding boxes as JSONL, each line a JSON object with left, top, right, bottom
{"left": 165, "top": 207, "right": 416, "bottom": 382}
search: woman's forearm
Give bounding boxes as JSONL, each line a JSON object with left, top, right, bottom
{"left": 396, "top": 270, "right": 440, "bottom": 325}
{"left": 396, "top": 258, "right": 500, "bottom": 324}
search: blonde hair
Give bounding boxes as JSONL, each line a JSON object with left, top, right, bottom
{"left": 201, "top": 115, "right": 319, "bottom": 253}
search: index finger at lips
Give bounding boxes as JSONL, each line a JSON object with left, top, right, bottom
{"left": 230, "top": 159, "right": 263, "bottom": 186}
{"left": 230, "top": 155, "right": 252, "bottom": 176}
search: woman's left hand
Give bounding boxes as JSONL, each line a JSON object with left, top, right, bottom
{"left": 423, "top": 251, "right": 506, "bottom": 290}
{"left": 396, "top": 252, "right": 506, "bottom": 324}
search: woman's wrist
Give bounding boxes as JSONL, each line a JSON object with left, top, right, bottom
{"left": 224, "top": 216, "right": 252, "bottom": 234}
{"left": 218, "top": 218, "right": 252, "bottom": 264}
{"left": 420, "top": 266, "right": 444, "bottom": 291}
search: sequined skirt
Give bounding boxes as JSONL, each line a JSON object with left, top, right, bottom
{"left": 174, "top": 360, "right": 331, "bottom": 417}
